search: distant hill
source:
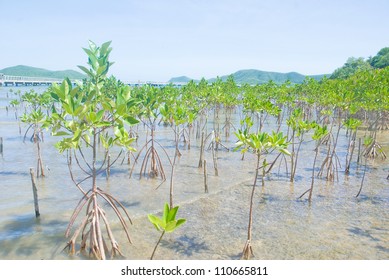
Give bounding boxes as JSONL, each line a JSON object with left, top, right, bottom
{"left": 169, "top": 69, "right": 327, "bottom": 84}
{"left": 168, "top": 76, "right": 195, "bottom": 83}
{"left": 0, "top": 65, "right": 86, "bottom": 80}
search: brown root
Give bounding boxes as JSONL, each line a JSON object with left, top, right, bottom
{"left": 241, "top": 240, "right": 254, "bottom": 260}
{"left": 63, "top": 188, "right": 132, "bottom": 260}
{"left": 130, "top": 138, "right": 171, "bottom": 182}
{"left": 363, "top": 141, "right": 387, "bottom": 159}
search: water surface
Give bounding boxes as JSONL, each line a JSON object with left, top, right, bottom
{"left": 0, "top": 86, "right": 388, "bottom": 260}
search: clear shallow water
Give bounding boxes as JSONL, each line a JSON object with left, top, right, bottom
{"left": 0, "top": 86, "right": 388, "bottom": 260}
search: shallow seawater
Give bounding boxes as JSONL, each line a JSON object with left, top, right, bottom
{"left": 0, "top": 86, "right": 388, "bottom": 260}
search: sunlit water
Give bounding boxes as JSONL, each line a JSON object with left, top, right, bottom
{"left": 0, "top": 86, "right": 388, "bottom": 260}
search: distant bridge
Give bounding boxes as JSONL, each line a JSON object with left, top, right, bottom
{"left": 0, "top": 73, "right": 186, "bottom": 88}
{"left": 125, "top": 81, "right": 187, "bottom": 88}
{"left": 0, "top": 73, "right": 79, "bottom": 87}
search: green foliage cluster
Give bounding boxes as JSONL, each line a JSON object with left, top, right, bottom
{"left": 331, "top": 47, "right": 389, "bottom": 79}
{"left": 148, "top": 203, "right": 186, "bottom": 233}
{"left": 369, "top": 47, "right": 389, "bottom": 69}
{"left": 46, "top": 41, "right": 140, "bottom": 260}
{"left": 330, "top": 57, "right": 372, "bottom": 79}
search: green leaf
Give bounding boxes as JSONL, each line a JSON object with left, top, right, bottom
{"left": 95, "top": 121, "right": 112, "bottom": 128}
{"left": 74, "top": 104, "right": 86, "bottom": 116}
{"left": 100, "top": 41, "right": 112, "bottom": 55}
{"left": 83, "top": 48, "right": 98, "bottom": 68}
{"left": 175, "top": 219, "right": 186, "bottom": 229}
{"left": 72, "top": 128, "right": 82, "bottom": 142}
{"left": 167, "top": 206, "right": 179, "bottom": 222}
{"left": 62, "top": 103, "right": 72, "bottom": 114}
{"left": 279, "top": 148, "right": 291, "bottom": 156}
{"left": 88, "top": 40, "right": 97, "bottom": 51}
{"left": 165, "top": 221, "right": 177, "bottom": 233}
{"left": 116, "top": 104, "right": 126, "bottom": 116}
{"left": 88, "top": 111, "right": 96, "bottom": 122}
{"left": 96, "top": 110, "right": 104, "bottom": 121}
{"left": 52, "top": 131, "right": 71, "bottom": 136}
{"left": 60, "top": 79, "right": 70, "bottom": 96}
{"left": 148, "top": 214, "right": 162, "bottom": 231}
{"left": 122, "top": 87, "right": 131, "bottom": 101}
{"left": 162, "top": 203, "right": 169, "bottom": 224}
{"left": 97, "top": 65, "right": 107, "bottom": 76}
{"left": 124, "top": 116, "right": 139, "bottom": 125}
{"left": 100, "top": 134, "right": 108, "bottom": 149}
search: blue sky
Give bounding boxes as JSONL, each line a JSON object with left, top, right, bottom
{"left": 1, "top": 0, "right": 388, "bottom": 82}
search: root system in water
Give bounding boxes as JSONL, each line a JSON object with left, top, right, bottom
{"left": 0, "top": 86, "right": 388, "bottom": 260}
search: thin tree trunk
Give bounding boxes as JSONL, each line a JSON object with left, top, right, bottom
{"left": 204, "top": 159, "right": 208, "bottom": 193}
{"left": 212, "top": 141, "right": 218, "bottom": 176}
{"left": 170, "top": 126, "right": 179, "bottom": 209}
{"left": 290, "top": 130, "right": 295, "bottom": 182}
{"left": 345, "top": 130, "right": 356, "bottom": 174}
{"left": 150, "top": 231, "right": 165, "bottom": 260}
{"left": 29, "top": 168, "right": 40, "bottom": 218}
{"left": 242, "top": 153, "right": 261, "bottom": 260}
{"left": 356, "top": 158, "right": 368, "bottom": 198}
{"left": 35, "top": 130, "right": 45, "bottom": 177}
{"left": 106, "top": 153, "right": 111, "bottom": 178}
{"left": 198, "top": 131, "right": 205, "bottom": 168}
{"left": 308, "top": 147, "right": 319, "bottom": 202}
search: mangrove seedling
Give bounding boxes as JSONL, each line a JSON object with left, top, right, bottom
{"left": 286, "top": 108, "right": 313, "bottom": 182}
{"left": 50, "top": 41, "right": 138, "bottom": 259}
{"left": 343, "top": 118, "right": 362, "bottom": 174}
{"left": 148, "top": 203, "right": 186, "bottom": 260}
{"left": 21, "top": 109, "right": 47, "bottom": 177}
{"left": 298, "top": 124, "right": 329, "bottom": 202}
{"left": 20, "top": 90, "right": 54, "bottom": 177}
{"left": 234, "top": 130, "right": 290, "bottom": 260}
{"left": 130, "top": 85, "right": 171, "bottom": 182}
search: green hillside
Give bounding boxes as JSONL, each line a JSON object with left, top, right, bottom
{"left": 169, "top": 69, "right": 327, "bottom": 84}
{"left": 0, "top": 65, "right": 86, "bottom": 80}
{"left": 168, "top": 76, "right": 196, "bottom": 83}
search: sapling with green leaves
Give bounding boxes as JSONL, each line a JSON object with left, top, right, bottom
{"left": 21, "top": 109, "right": 47, "bottom": 177}
{"left": 148, "top": 203, "right": 186, "bottom": 260}
{"left": 234, "top": 130, "right": 290, "bottom": 260}
{"left": 356, "top": 134, "right": 387, "bottom": 198}
{"left": 9, "top": 99, "right": 20, "bottom": 120}
{"left": 286, "top": 108, "right": 313, "bottom": 182}
{"left": 146, "top": 95, "right": 189, "bottom": 260}
{"left": 160, "top": 97, "right": 188, "bottom": 205}
{"left": 242, "top": 82, "right": 280, "bottom": 133}
{"left": 20, "top": 90, "right": 54, "bottom": 177}
{"left": 130, "top": 85, "right": 171, "bottom": 182}
{"left": 298, "top": 124, "right": 329, "bottom": 202}
{"left": 220, "top": 75, "right": 240, "bottom": 137}
{"left": 237, "top": 116, "right": 254, "bottom": 161}
{"left": 362, "top": 134, "right": 387, "bottom": 160}
{"left": 49, "top": 41, "right": 138, "bottom": 260}
{"left": 343, "top": 118, "right": 362, "bottom": 174}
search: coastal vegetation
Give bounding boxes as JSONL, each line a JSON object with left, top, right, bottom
{"left": 2, "top": 42, "right": 389, "bottom": 260}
